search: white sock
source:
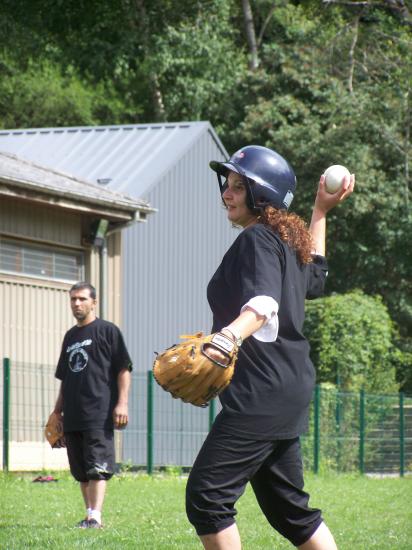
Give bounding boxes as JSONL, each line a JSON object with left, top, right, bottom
{"left": 86, "top": 507, "right": 92, "bottom": 519}
{"left": 89, "top": 509, "right": 102, "bottom": 524}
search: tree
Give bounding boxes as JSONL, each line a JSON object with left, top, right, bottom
{"left": 148, "top": 1, "right": 247, "bottom": 124}
{"left": 241, "top": 0, "right": 260, "bottom": 70}
{"left": 0, "top": 57, "right": 131, "bottom": 128}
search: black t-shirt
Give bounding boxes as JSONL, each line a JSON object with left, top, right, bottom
{"left": 207, "top": 223, "right": 328, "bottom": 439}
{"left": 55, "top": 318, "right": 132, "bottom": 432}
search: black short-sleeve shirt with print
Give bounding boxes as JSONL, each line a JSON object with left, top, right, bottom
{"left": 55, "top": 318, "right": 132, "bottom": 432}
{"left": 207, "top": 223, "right": 328, "bottom": 439}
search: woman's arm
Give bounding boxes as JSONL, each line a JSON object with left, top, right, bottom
{"left": 222, "top": 307, "right": 267, "bottom": 343}
{"left": 206, "top": 308, "right": 267, "bottom": 364}
{"left": 310, "top": 172, "right": 355, "bottom": 256}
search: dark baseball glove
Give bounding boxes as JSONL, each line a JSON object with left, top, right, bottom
{"left": 44, "top": 411, "right": 66, "bottom": 448}
{"left": 153, "top": 332, "right": 239, "bottom": 407}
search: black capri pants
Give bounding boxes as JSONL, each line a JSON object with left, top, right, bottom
{"left": 186, "top": 417, "right": 322, "bottom": 547}
{"left": 65, "top": 430, "right": 115, "bottom": 482}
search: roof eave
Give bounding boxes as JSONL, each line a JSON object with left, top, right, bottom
{"left": 0, "top": 177, "right": 156, "bottom": 223}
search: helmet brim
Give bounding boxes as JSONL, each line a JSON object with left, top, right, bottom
{"left": 209, "top": 160, "right": 241, "bottom": 177}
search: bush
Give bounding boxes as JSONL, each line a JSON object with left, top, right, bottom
{"left": 304, "top": 290, "right": 400, "bottom": 393}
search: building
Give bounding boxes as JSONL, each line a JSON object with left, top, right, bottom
{"left": 0, "top": 122, "right": 236, "bottom": 467}
{"left": 0, "top": 150, "right": 153, "bottom": 469}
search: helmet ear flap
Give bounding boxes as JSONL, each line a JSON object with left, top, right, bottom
{"left": 217, "top": 173, "right": 227, "bottom": 195}
{"left": 243, "top": 177, "right": 259, "bottom": 213}
{"left": 217, "top": 173, "right": 228, "bottom": 209}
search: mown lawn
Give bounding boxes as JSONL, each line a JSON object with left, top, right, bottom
{"left": 0, "top": 471, "right": 411, "bottom": 549}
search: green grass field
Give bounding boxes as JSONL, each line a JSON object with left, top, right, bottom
{"left": 0, "top": 471, "right": 411, "bottom": 549}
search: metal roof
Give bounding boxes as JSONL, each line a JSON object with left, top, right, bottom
{"left": 0, "top": 122, "right": 227, "bottom": 196}
{"left": 0, "top": 151, "right": 153, "bottom": 221}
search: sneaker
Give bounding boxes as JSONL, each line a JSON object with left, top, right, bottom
{"left": 76, "top": 518, "right": 89, "bottom": 528}
{"left": 87, "top": 519, "right": 102, "bottom": 529}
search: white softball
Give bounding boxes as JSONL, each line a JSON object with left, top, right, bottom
{"left": 324, "top": 165, "right": 350, "bottom": 194}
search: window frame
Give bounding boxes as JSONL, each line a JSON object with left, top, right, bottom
{"left": 0, "top": 237, "right": 85, "bottom": 284}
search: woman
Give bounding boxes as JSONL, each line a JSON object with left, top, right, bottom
{"left": 186, "top": 145, "right": 355, "bottom": 550}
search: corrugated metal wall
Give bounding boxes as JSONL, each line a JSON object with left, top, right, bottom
{"left": 0, "top": 278, "right": 73, "bottom": 365}
{"left": 122, "top": 130, "right": 237, "bottom": 464}
{"left": 0, "top": 233, "right": 122, "bottom": 373}
{"left": 0, "top": 198, "right": 82, "bottom": 246}
{"left": 122, "top": 130, "right": 236, "bottom": 372}
{"left": 1, "top": 195, "right": 123, "bottom": 450}
{"left": 0, "top": 279, "right": 73, "bottom": 444}
{"left": 0, "top": 197, "right": 83, "bottom": 365}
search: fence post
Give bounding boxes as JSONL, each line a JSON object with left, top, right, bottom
{"left": 3, "top": 358, "right": 10, "bottom": 473}
{"left": 399, "top": 392, "right": 405, "bottom": 477}
{"left": 313, "top": 385, "right": 320, "bottom": 474}
{"left": 335, "top": 386, "right": 341, "bottom": 470}
{"left": 209, "top": 399, "right": 216, "bottom": 430}
{"left": 147, "top": 370, "right": 154, "bottom": 475}
{"left": 359, "top": 389, "right": 365, "bottom": 474}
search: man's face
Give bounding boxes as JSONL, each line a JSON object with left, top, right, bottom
{"left": 70, "top": 288, "right": 96, "bottom": 325}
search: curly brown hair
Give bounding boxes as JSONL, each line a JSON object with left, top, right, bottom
{"left": 260, "top": 206, "right": 313, "bottom": 264}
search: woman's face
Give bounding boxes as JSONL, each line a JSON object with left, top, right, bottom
{"left": 222, "top": 171, "right": 257, "bottom": 227}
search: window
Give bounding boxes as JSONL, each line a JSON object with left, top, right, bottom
{"left": 0, "top": 238, "right": 84, "bottom": 282}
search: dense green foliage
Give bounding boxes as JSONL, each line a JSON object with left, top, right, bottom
{"left": 0, "top": 0, "right": 410, "bottom": 388}
{"left": 0, "top": 471, "right": 411, "bottom": 549}
{"left": 305, "top": 290, "right": 400, "bottom": 392}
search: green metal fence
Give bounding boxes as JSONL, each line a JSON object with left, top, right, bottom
{"left": 2, "top": 359, "right": 412, "bottom": 475}
{"left": 300, "top": 384, "right": 412, "bottom": 475}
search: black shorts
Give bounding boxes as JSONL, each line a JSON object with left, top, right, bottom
{"left": 65, "top": 430, "right": 115, "bottom": 482}
{"left": 186, "top": 417, "right": 323, "bottom": 546}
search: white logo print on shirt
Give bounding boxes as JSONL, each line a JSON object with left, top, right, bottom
{"left": 67, "top": 339, "right": 92, "bottom": 373}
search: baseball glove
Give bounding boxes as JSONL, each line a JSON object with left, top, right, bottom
{"left": 153, "top": 332, "right": 239, "bottom": 407}
{"left": 44, "top": 411, "right": 66, "bottom": 449}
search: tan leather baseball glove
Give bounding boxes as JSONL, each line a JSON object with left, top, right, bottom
{"left": 153, "top": 332, "right": 239, "bottom": 407}
{"left": 44, "top": 411, "right": 66, "bottom": 448}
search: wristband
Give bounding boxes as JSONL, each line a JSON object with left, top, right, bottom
{"left": 222, "top": 327, "right": 243, "bottom": 347}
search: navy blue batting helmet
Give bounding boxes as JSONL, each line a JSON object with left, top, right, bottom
{"left": 210, "top": 145, "right": 296, "bottom": 211}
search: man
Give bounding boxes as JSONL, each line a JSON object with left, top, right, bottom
{"left": 53, "top": 282, "right": 132, "bottom": 529}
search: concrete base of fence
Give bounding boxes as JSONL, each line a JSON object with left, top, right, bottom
{"left": 1, "top": 441, "right": 69, "bottom": 471}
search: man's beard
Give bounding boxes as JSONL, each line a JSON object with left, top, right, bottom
{"left": 73, "top": 310, "right": 87, "bottom": 320}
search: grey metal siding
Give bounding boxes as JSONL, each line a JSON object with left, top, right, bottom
{"left": 0, "top": 278, "right": 73, "bottom": 366}
{"left": 121, "top": 131, "right": 236, "bottom": 465}
{"left": 122, "top": 131, "right": 236, "bottom": 373}
{"left": 0, "top": 198, "right": 82, "bottom": 247}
